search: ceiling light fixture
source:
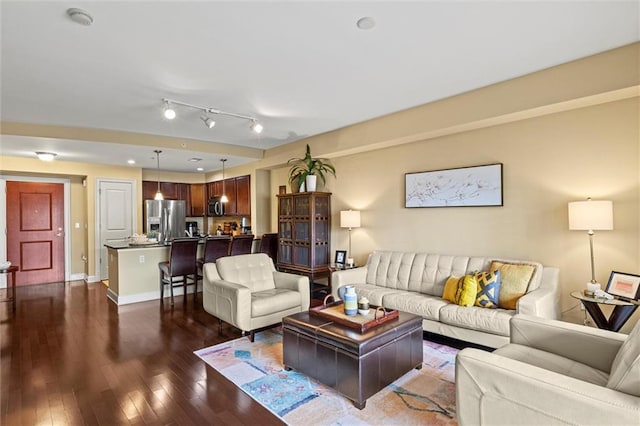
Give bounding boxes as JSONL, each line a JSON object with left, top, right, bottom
{"left": 36, "top": 152, "right": 57, "bottom": 161}
{"left": 67, "top": 8, "right": 94, "bottom": 26}
{"left": 154, "top": 150, "right": 164, "bottom": 200}
{"left": 127, "top": 159, "right": 136, "bottom": 165}
{"left": 220, "top": 159, "right": 229, "bottom": 203}
{"left": 161, "top": 98, "right": 263, "bottom": 134}
{"left": 163, "top": 100, "right": 176, "bottom": 120}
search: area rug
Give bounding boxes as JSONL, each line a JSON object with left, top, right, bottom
{"left": 194, "top": 330, "right": 458, "bottom": 425}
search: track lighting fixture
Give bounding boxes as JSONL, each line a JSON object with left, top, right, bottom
{"left": 250, "top": 121, "right": 264, "bottom": 134}
{"left": 201, "top": 115, "right": 216, "bottom": 129}
{"left": 163, "top": 101, "right": 176, "bottom": 120}
{"left": 161, "top": 98, "right": 263, "bottom": 134}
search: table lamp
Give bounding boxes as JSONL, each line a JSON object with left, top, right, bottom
{"left": 340, "top": 210, "right": 361, "bottom": 267}
{"left": 568, "top": 198, "right": 613, "bottom": 291}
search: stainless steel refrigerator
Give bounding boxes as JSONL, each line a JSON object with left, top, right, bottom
{"left": 144, "top": 200, "right": 186, "bottom": 243}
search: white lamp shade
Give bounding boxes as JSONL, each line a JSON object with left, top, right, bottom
{"left": 568, "top": 200, "right": 613, "bottom": 230}
{"left": 340, "top": 210, "right": 361, "bottom": 228}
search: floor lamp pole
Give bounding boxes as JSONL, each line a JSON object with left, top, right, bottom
{"left": 348, "top": 227, "right": 353, "bottom": 258}
{"left": 588, "top": 230, "right": 596, "bottom": 284}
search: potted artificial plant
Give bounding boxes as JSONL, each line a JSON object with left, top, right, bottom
{"left": 288, "top": 144, "right": 336, "bottom": 192}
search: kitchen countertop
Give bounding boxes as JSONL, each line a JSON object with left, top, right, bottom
{"left": 104, "top": 235, "right": 241, "bottom": 250}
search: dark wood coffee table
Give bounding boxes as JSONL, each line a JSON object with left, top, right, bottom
{"left": 282, "top": 310, "right": 423, "bottom": 409}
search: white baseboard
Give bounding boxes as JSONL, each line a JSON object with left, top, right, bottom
{"left": 109, "top": 287, "right": 194, "bottom": 305}
{"left": 86, "top": 275, "right": 101, "bottom": 283}
{"left": 70, "top": 273, "right": 86, "bottom": 282}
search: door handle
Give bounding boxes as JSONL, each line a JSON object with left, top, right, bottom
{"left": 56, "top": 232, "right": 64, "bottom": 237}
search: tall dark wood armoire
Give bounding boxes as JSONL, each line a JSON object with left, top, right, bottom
{"left": 276, "top": 192, "right": 331, "bottom": 297}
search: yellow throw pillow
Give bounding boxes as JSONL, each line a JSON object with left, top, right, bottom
{"left": 490, "top": 261, "right": 535, "bottom": 309}
{"left": 443, "top": 276, "right": 460, "bottom": 303}
{"left": 442, "top": 275, "right": 478, "bottom": 307}
{"left": 457, "top": 274, "right": 478, "bottom": 307}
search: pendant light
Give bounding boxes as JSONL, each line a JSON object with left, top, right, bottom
{"left": 154, "top": 150, "right": 164, "bottom": 200}
{"left": 220, "top": 159, "right": 228, "bottom": 203}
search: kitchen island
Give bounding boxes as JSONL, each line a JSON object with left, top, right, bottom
{"left": 105, "top": 236, "right": 262, "bottom": 306}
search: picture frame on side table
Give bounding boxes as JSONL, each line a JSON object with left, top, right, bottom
{"left": 335, "top": 250, "right": 347, "bottom": 266}
{"left": 605, "top": 271, "right": 640, "bottom": 301}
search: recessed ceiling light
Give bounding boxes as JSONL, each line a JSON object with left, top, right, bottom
{"left": 188, "top": 158, "right": 203, "bottom": 162}
{"left": 196, "top": 167, "right": 204, "bottom": 172}
{"left": 127, "top": 159, "right": 135, "bottom": 165}
{"left": 67, "top": 8, "right": 94, "bottom": 26}
{"left": 356, "top": 17, "right": 375, "bottom": 30}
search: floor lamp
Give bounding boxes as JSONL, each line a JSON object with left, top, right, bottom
{"left": 340, "top": 210, "right": 361, "bottom": 267}
{"left": 568, "top": 198, "right": 613, "bottom": 291}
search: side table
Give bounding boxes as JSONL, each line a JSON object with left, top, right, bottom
{"left": 0, "top": 265, "right": 18, "bottom": 312}
{"left": 570, "top": 291, "right": 638, "bottom": 332}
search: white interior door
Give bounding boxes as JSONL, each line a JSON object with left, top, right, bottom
{"left": 98, "top": 180, "right": 134, "bottom": 280}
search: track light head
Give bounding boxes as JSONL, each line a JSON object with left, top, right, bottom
{"left": 163, "top": 101, "right": 176, "bottom": 120}
{"left": 251, "top": 121, "right": 264, "bottom": 134}
{"left": 201, "top": 116, "right": 216, "bottom": 129}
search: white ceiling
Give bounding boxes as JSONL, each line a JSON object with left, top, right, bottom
{"left": 1, "top": 1, "right": 639, "bottom": 173}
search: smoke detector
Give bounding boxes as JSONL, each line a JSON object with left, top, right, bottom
{"left": 67, "top": 8, "right": 93, "bottom": 26}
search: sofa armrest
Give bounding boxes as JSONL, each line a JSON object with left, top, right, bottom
{"left": 456, "top": 348, "right": 640, "bottom": 426}
{"left": 273, "top": 271, "right": 310, "bottom": 311}
{"left": 509, "top": 314, "right": 626, "bottom": 372}
{"left": 517, "top": 267, "right": 559, "bottom": 319}
{"left": 331, "top": 267, "right": 368, "bottom": 299}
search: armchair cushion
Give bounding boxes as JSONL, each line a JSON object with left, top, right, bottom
{"left": 252, "top": 288, "right": 304, "bottom": 317}
{"left": 608, "top": 319, "right": 640, "bottom": 396}
{"left": 494, "top": 343, "right": 609, "bottom": 386}
{"left": 215, "top": 253, "right": 276, "bottom": 292}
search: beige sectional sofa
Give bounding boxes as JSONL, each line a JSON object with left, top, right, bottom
{"left": 331, "top": 251, "right": 560, "bottom": 348}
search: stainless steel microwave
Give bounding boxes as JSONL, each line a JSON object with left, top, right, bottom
{"left": 208, "top": 197, "right": 225, "bottom": 216}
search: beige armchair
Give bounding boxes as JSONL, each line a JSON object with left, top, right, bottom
{"left": 456, "top": 314, "right": 640, "bottom": 425}
{"left": 203, "top": 253, "right": 309, "bottom": 341}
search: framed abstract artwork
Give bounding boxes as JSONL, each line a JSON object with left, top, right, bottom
{"left": 405, "top": 163, "right": 503, "bottom": 208}
{"left": 605, "top": 271, "right": 640, "bottom": 300}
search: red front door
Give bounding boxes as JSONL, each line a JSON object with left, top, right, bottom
{"left": 6, "top": 181, "right": 65, "bottom": 285}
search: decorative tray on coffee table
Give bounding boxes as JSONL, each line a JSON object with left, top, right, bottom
{"left": 309, "top": 296, "right": 399, "bottom": 333}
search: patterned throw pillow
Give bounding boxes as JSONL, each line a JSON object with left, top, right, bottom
{"left": 490, "top": 261, "right": 535, "bottom": 309}
{"left": 442, "top": 275, "right": 478, "bottom": 307}
{"left": 474, "top": 270, "right": 501, "bottom": 308}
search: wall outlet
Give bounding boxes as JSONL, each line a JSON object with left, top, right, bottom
{"left": 139, "top": 255, "right": 145, "bottom": 263}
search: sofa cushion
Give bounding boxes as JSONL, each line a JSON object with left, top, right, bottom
{"left": 382, "top": 292, "right": 448, "bottom": 321}
{"left": 607, "top": 320, "right": 640, "bottom": 396}
{"left": 440, "top": 304, "right": 514, "bottom": 336}
{"left": 491, "top": 261, "right": 536, "bottom": 309}
{"left": 346, "top": 284, "right": 403, "bottom": 306}
{"left": 252, "top": 288, "right": 302, "bottom": 317}
{"left": 365, "top": 251, "right": 415, "bottom": 289}
{"left": 495, "top": 343, "right": 609, "bottom": 387}
{"left": 474, "top": 270, "right": 501, "bottom": 308}
{"left": 215, "top": 253, "right": 276, "bottom": 292}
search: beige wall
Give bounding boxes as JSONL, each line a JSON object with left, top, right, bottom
{"left": 0, "top": 156, "right": 143, "bottom": 279}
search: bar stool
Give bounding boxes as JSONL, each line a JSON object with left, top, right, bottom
{"left": 259, "top": 233, "right": 278, "bottom": 264}
{"left": 158, "top": 238, "right": 199, "bottom": 306}
{"left": 197, "top": 237, "right": 230, "bottom": 282}
{"left": 228, "top": 234, "right": 254, "bottom": 256}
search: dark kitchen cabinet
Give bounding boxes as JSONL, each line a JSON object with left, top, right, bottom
{"left": 189, "top": 183, "right": 206, "bottom": 216}
{"left": 235, "top": 175, "right": 251, "bottom": 216}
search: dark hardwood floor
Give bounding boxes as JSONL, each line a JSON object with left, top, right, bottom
{"left": 0, "top": 281, "right": 285, "bottom": 425}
